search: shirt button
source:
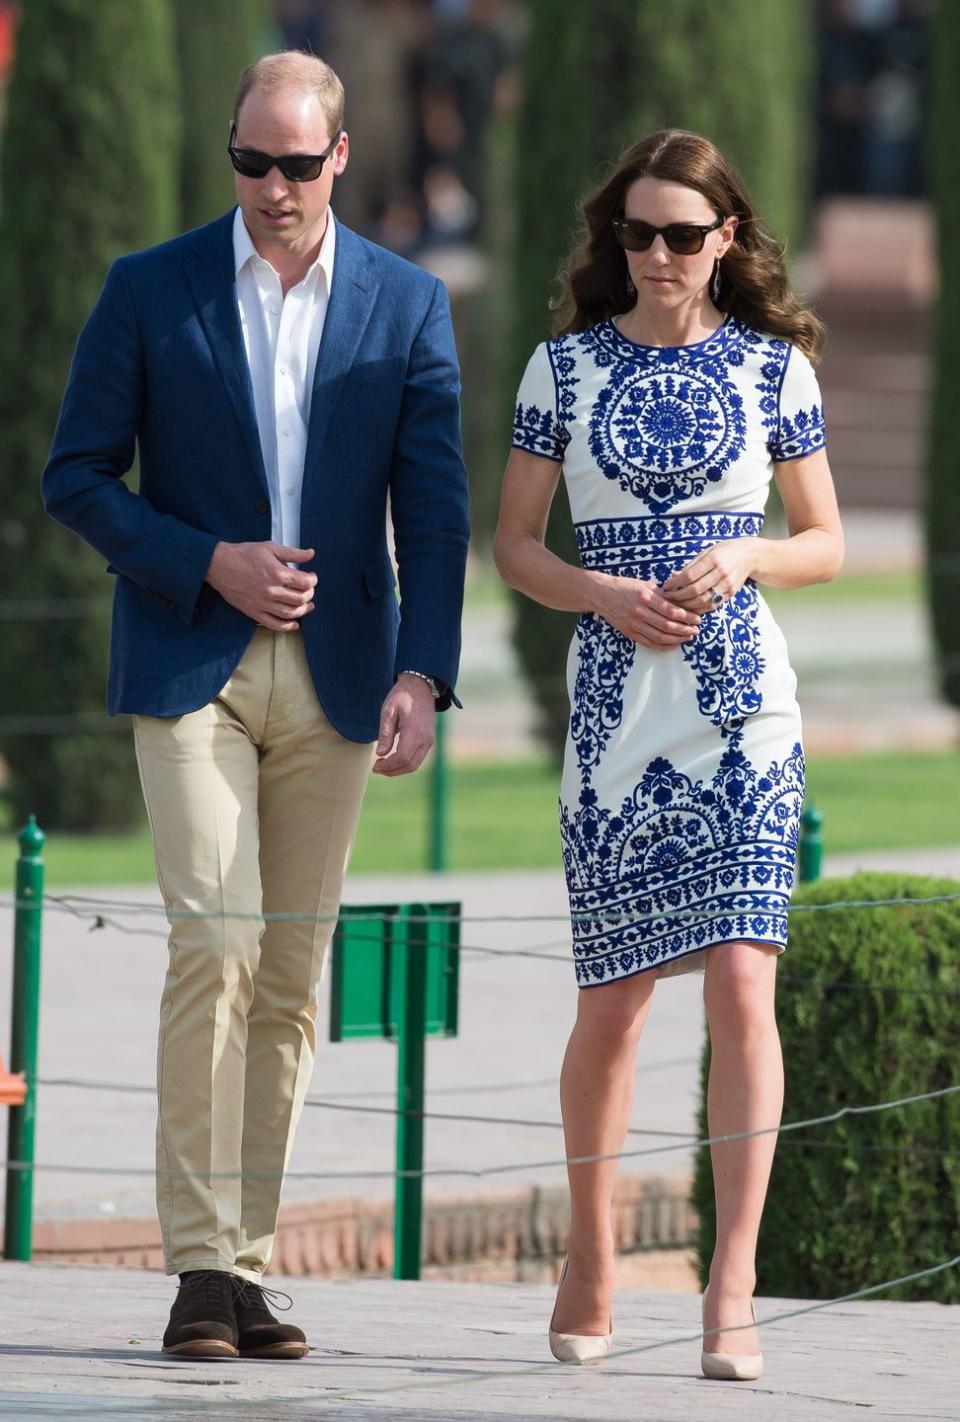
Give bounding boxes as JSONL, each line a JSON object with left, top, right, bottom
{"left": 278, "top": 365, "right": 288, "bottom": 376}
{"left": 284, "top": 487, "right": 295, "bottom": 496}
{"left": 281, "top": 428, "right": 291, "bottom": 437}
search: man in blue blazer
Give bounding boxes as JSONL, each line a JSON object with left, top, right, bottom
{"left": 42, "top": 51, "right": 469, "bottom": 1359}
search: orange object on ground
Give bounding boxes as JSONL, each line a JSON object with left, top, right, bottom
{"left": 0, "top": 1049, "right": 26, "bottom": 1106}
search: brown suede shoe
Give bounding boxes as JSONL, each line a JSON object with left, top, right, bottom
{"left": 231, "top": 1278, "right": 309, "bottom": 1359}
{"left": 162, "top": 1271, "right": 239, "bottom": 1358}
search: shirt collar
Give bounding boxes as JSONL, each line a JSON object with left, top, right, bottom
{"left": 232, "top": 205, "right": 337, "bottom": 291}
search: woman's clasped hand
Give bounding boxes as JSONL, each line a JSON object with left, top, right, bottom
{"left": 593, "top": 572, "right": 702, "bottom": 649}
{"left": 661, "top": 534, "right": 761, "bottom": 610}
{"left": 593, "top": 535, "right": 762, "bottom": 648}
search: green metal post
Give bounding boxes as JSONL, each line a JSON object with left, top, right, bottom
{"left": 4, "top": 816, "right": 45, "bottom": 1261}
{"left": 429, "top": 712, "right": 449, "bottom": 872}
{"left": 393, "top": 906, "right": 428, "bottom": 1279}
{"left": 798, "top": 802, "right": 823, "bottom": 884}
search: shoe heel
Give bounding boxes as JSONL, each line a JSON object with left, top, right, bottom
{"left": 699, "top": 1284, "right": 763, "bottom": 1380}
{"left": 547, "top": 1256, "right": 613, "bottom": 1365}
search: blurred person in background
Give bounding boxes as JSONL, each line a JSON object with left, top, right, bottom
{"left": 495, "top": 129, "right": 842, "bottom": 1378}
{"left": 42, "top": 48, "right": 468, "bottom": 1361}
{"left": 312, "top": 0, "right": 512, "bottom": 254}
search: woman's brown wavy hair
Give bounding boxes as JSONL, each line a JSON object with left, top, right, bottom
{"left": 551, "top": 129, "right": 826, "bottom": 364}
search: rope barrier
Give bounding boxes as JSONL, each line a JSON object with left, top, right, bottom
{"left": 3, "top": 1081, "right": 955, "bottom": 1183}
{"left": 4, "top": 891, "right": 957, "bottom": 1000}
{"left": 29, "top": 1075, "right": 960, "bottom": 1160}
{"left": 5, "top": 886, "right": 957, "bottom": 929}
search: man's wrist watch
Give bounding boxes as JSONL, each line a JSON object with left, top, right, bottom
{"left": 399, "top": 669, "right": 442, "bottom": 699}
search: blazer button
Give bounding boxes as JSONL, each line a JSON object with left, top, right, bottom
{"left": 256, "top": 499, "right": 269, "bottom": 514}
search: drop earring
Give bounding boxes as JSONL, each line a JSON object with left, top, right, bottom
{"left": 625, "top": 273, "right": 636, "bottom": 297}
{"left": 711, "top": 258, "right": 722, "bottom": 303}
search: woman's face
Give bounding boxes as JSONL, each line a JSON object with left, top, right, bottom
{"left": 620, "top": 175, "right": 738, "bottom": 307}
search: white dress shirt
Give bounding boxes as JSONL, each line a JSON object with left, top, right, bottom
{"left": 232, "top": 206, "right": 336, "bottom": 549}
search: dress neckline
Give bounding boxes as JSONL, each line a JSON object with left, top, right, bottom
{"left": 602, "top": 311, "right": 739, "bottom": 359}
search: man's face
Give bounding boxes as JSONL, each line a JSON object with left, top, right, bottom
{"left": 232, "top": 89, "right": 348, "bottom": 250}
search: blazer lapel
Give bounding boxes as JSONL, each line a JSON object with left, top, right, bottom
{"left": 303, "top": 222, "right": 380, "bottom": 478}
{"left": 183, "top": 211, "right": 268, "bottom": 496}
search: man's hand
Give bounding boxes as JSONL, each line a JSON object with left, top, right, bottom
{"left": 373, "top": 674, "right": 436, "bottom": 776}
{"left": 205, "top": 541, "right": 317, "bottom": 630}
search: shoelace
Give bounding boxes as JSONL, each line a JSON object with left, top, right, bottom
{"left": 230, "top": 1278, "right": 294, "bottom": 1313}
{"left": 176, "top": 1271, "right": 230, "bottom": 1305}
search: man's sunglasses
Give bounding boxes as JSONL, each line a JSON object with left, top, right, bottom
{"left": 227, "top": 122, "right": 341, "bottom": 182}
{"left": 612, "top": 214, "right": 725, "bottom": 255}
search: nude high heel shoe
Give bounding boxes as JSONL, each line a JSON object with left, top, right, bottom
{"left": 548, "top": 1256, "right": 613, "bottom": 1365}
{"left": 700, "top": 1280, "right": 764, "bottom": 1380}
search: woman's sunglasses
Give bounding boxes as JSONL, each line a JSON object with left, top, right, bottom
{"left": 612, "top": 214, "right": 725, "bottom": 255}
{"left": 227, "top": 122, "right": 341, "bottom": 182}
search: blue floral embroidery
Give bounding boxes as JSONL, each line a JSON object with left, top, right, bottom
{"left": 680, "top": 581, "right": 766, "bottom": 732}
{"left": 570, "top": 614, "right": 635, "bottom": 775}
{"left": 771, "top": 407, "right": 826, "bottom": 461}
{"left": 549, "top": 337, "right": 578, "bottom": 441}
{"left": 575, "top": 511, "right": 764, "bottom": 571}
{"left": 517, "top": 319, "right": 815, "bottom": 987}
{"left": 560, "top": 731, "right": 804, "bottom": 984}
{"left": 512, "top": 400, "right": 563, "bottom": 460}
{"left": 754, "top": 336, "right": 789, "bottom": 441}
{"left": 589, "top": 363, "right": 747, "bottom": 513}
{"left": 573, "top": 513, "right": 767, "bottom": 738}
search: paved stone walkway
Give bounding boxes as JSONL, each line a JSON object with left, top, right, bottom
{"left": 0, "top": 1262, "right": 955, "bottom": 1420}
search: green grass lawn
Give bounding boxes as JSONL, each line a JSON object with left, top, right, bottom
{"left": 1, "top": 748, "right": 957, "bottom": 889}
{"left": 763, "top": 567, "right": 922, "bottom": 609}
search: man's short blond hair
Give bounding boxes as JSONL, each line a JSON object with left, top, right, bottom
{"left": 233, "top": 51, "right": 345, "bottom": 138}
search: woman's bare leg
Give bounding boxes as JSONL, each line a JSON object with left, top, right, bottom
{"left": 701, "top": 940, "right": 783, "bottom": 1355}
{"left": 552, "top": 969, "right": 658, "bottom": 1334}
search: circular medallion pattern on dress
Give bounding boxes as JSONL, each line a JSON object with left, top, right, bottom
{"left": 589, "top": 362, "right": 747, "bottom": 514}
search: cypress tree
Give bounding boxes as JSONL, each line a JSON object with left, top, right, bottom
{"left": 926, "top": 0, "right": 960, "bottom": 711}
{"left": 175, "top": 0, "right": 269, "bottom": 232}
{"left": 507, "top": 0, "right": 644, "bottom": 758}
{"left": 0, "top": 0, "right": 179, "bottom": 830}
{"left": 507, "top": 0, "right": 814, "bottom": 759}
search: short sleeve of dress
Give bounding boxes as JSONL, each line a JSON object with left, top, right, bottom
{"left": 769, "top": 345, "right": 827, "bottom": 463}
{"left": 512, "top": 341, "right": 566, "bottom": 463}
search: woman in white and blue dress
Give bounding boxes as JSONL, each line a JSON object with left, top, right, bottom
{"left": 494, "top": 130, "right": 843, "bottom": 1378}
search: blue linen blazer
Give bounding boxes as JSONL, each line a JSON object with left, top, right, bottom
{"left": 41, "top": 210, "right": 470, "bottom": 742}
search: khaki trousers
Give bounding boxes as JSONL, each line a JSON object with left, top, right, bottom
{"left": 132, "top": 628, "right": 373, "bottom": 1281}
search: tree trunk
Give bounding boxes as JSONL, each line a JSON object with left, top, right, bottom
{"left": 926, "top": 0, "right": 960, "bottom": 711}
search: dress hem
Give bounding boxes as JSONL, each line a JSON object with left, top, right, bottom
{"left": 575, "top": 934, "right": 786, "bottom": 989}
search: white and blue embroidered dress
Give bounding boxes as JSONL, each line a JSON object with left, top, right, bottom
{"left": 512, "top": 313, "right": 826, "bottom": 986}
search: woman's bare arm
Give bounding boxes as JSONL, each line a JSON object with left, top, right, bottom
{"left": 493, "top": 447, "right": 702, "bottom": 648}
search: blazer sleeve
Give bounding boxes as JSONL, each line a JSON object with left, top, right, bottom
{"left": 389, "top": 276, "right": 470, "bottom": 710}
{"left": 40, "top": 258, "right": 220, "bottom": 625}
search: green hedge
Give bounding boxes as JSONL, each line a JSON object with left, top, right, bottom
{"left": 692, "top": 872, "right": 960, "bottom": 1302}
